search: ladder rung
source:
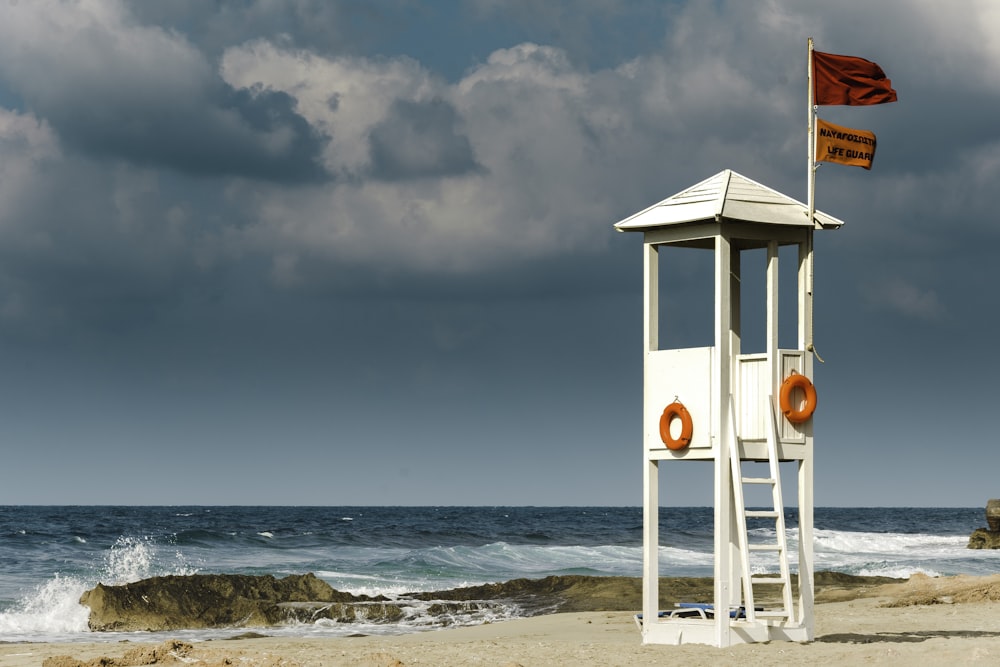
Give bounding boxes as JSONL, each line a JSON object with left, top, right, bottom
{"left": 750, "top": 575, "right": 789, "bottom": 585}
{"left": 741, "top": 476, "right": 775, "bottom": 485}
{"left": 754, "top": 610, "right": 790, "bottom": 619}
{"left": 748, "top": 543, "right": 782, "bottom": 552}
{"left": 745, "top": 510, "right": 779, "bottom": 518}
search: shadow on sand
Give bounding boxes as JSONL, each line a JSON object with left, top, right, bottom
{"left": 817, "top": 629, "right": 1000, "bottom": 644}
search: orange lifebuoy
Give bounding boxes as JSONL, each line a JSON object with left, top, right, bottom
{"left": 659, "top": 401, "right": 693, "bottom": 450}
{"left": 779, "top": 371, "right": 817, "bottom": 424}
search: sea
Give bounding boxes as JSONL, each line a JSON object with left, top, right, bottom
{"left": 0, "top": 505, "right": 997, "bottom": 644}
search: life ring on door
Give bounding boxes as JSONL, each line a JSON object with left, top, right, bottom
{"left": 779, "top": 371, "right": 817, "bottom": 424}
{"left": 659, "top": 401, "right": 693, "bottom": 450}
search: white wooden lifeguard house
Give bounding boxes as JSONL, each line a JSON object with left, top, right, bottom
{"left": 614, "top": 170, "right": 843, "bottom": 647}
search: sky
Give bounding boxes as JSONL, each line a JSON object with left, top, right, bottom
{"left": 0, "top": 0, "right": 997, "bottom": 507}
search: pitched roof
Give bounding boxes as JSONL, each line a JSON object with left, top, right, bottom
{"left": 614, "top": 170, "right": 844, "bottom": 232}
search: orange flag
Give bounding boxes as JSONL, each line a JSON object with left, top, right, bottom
{"left": 813, "top": 51, "right": 897, "bottom": 106}
{"left": 815, "top": 118, "right": 877, "bottom": 169}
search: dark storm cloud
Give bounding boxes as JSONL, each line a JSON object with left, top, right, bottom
{"left": 0, "top": 1, "right": 327, "bottom": 183}
{"left": 1, "top": 0, "right": 999, "bottom": 505}
{"left": 126, "top": 0, "right": 390, "bottom": 62}
{"left": 368, "top": 98, "right": 482, "bottom": 181}
{"left": 869, "top": 92, "right": 1000, "bottom": 176}
{"left": 48, "top": 83, "right": 327, "bottom": 182}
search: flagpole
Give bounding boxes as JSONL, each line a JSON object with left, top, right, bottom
{"left": 806, "top": 38, "right": 820, "bottom": 361}
{"left": 807, "top": 37, "right": 816, "bottom": 222}
{"left": 805, "top": 40, "right": 897, "bottom": 361}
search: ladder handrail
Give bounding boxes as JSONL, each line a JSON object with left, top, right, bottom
{"left": 728, "top": 397, "right": 756, "bottom": 621}
{"left": 731, "top": 394, "right": 794, "bottom": 624}
{"left": 766, "top": 395, "right": 795, "bottom": 619}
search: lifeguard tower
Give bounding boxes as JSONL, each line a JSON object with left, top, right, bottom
{"left": 614, "top": 170, "right": 843, "bottom": 647}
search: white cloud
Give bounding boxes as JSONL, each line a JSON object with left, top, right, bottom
{"left": 214, "top": 28, "right": 816, "bottom": 283}
{"left": 0, "top": 1, "right": 323, "bottom": 180}
{"left": 0, "top": 0, "right": 211, "bottom": 113}
{"left": 906, "top": 0, "right": 1000, "bottom": 91}
{"left": 1, "top": 0, "right": 997, "bottom": 302}
{"left": 221, "top": 39, "right": 438, "bottom": 177}
{"left": 219, "top": 40, "right": 632, "bottom": 276}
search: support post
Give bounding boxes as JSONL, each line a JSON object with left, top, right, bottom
{"left": 641, "top": 241, "right": 659, "bottom": 637}
{"left": 767, "top": 241, "right": 780, "bottom": 390}
{"left": 713, "top": 230, "right": 733, "bottom": 647}
{"left": 798, "top": 233, "right": 816, "bottom": 634}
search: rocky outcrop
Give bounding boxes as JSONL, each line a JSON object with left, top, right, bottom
{"left": 966, "top": 500, "right": 1000, "bottom": 549}
{"left": 968, "top": 528, "right": 1000, "bottom": 549}
{"left": 410, "top": 575, "right": 676, "bottom": 614}
{"left": 80, "top": 571, "right": 904, "bottom": 632}
{"left": 80, "top": 573, "right": 392, "bottom": 631}
{"left": 79, "top": 572, "right": 531, "bottom": 632}
{"left": 987, "top": 499, "right": 1000, "bottom": 532}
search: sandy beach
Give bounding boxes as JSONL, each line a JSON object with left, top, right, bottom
{"left": 3, "top": 574, "right": 999, "bottom": 666}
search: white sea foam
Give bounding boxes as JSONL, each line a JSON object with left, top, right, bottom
{"left": 813, "top": 528, "right": 962, "bottom": 555}
{"left": 0, "top": 574, "right": 90, "bottom": 639}
{"left": 425, "top": 542, "right": 644, "bottom": 576}
{"left": 0, "top": 534, "right": 198, "bottom": 642}
{"left": 254, "top": 599, "right": 523, "bottom": 638}
{"left": 856, "top": 563, "right": 943, "bottom": 579}
{"left": 102, "top": 536, "right": 156, "bottom": 584}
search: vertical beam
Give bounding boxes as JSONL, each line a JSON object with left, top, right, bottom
{"left": 713, "top": 230, "right": 733, "bottom": 647}
{"left": 766, "top": 241, "right": 789, "bottom": 626}
{"left": 766, "top": 241, "right": 779, "bottom": 391}
{"left": 730, "top": 248, "right": 741, "bottom": 357}
{"left": 798, "top": 457, "right": 815, "bottom": 634}
{"left": 799, "top": 231, "right": 816, "bottom": 635}
{"left": 797, "top": 235, "right": 812, "bottom": 351}
{"left": 727, "top": 247, "right": 742, "bottom": 609}
{"left": 642, "top": 241, "right": 659, "bottom": 638}
{"left": 643, "top": 457, "right": 659, "bottom": 638}
{"left": 645, "top": 241, "right": 659, "bottom": 353}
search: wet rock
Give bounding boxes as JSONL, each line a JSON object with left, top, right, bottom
{"left": 987, "top": 499, "right": 1000, "bottom": 532}
{"left": 410, "top": 574, "right": 647, "bottom": 614}
{"left": 79, "top": 571, "right": 907, "bottom": 632}
{"left": 968, "top": 528, "right": 1000, "bottom": 549}
{"left": 276, "top": 600, "right": 405, "bottom": 623}
{"left": 79, "top": 573, "right": 383, "bottom": 631}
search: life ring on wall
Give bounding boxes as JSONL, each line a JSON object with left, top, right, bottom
{"left": 659, "top": 401, "right": 693, "bottom": 451}
{"left": 779, "top": 371, "right": 817, "bottom": 424}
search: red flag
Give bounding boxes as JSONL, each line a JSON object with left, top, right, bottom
{"left": 813, "top": 51, "right": 897, "bottom": 106}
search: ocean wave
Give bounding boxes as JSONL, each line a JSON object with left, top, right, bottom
{"left": 813, "top": 528, "right": 964, "bottom": 554}
{"left": 1, "top": 506, "right": 994, "bottom": 642}
{"left": 0, "top": 574, "right": 90, "bottom": 640}
{"left": 0, "top": 532, "right": 202, "bottom": 642}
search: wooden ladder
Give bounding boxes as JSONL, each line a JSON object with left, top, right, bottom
{"left": 730, "top": 396, "right": 794, "bottom": 623}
